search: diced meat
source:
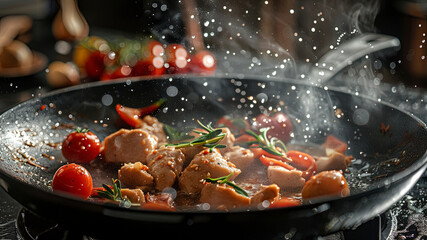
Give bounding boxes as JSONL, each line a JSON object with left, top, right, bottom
{"left": 268, "top": 166, "right": 306, "bottom": 192}
{"left": 224, "top": 146, "right": 255, "bottom": 170}
{"left": 200, "top": 183, "right": 250, "bottom": 210}
{"left": 180, "top": 145, "right": 204, "bottom": 166}
{"left": 178, "top": 149, "right": 241, "bottom": 194}
{"left": 146, "top": 146, "right": 185, "bottom": 191}
{"left": 218, "top": 127, "right": 235, "bottom": 154}
{"left": 118, "top": 162, "right": 154, "bottom": 191}
{"left": 102, "top": 129, "right": 158, "bottom": 163}
{"left": 250, "top": 184, "right": 280, "bottom": 206}
{"left": 121, "top": 188, "right": 146, "bottom": 204}
{"left": 316, "top": 149, "right": 353, "bottom": 172}
{"left": 138, "top": 115, "right": 167, "bottom": 144}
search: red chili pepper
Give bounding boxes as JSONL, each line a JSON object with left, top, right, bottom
{"left": 90, "top": 186, "right": 113, "bottom": 198}
{"left": 286, "top": 150, "right": 317, "bottom": 180}
{"left": 259, "top": 155, "right": 295, "bottom": 170}
{"left": 250, "top": 147, "right": 288, "bottom": 162}
{"left": 115, "top": 98, "right": 166, "bottom": 128}
{"left": 40, "top": 105, "right": 46, "bottom": 111}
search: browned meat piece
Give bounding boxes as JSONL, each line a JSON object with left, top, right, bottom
{"left": 180, "top": 145, "right": 204, "bottom": 166}
{"left": 118, "top": 162, "right": 154, "bottom": 191}
{"left": 146, "top": 146, "right": 185, "bottom": 191}
{"left": 138, "top": 115, "right": 167, "bottom": 144}
{"left": 200, "top": 183, "right": 250, "bottom": 210}
{"left": 101, "top": 129, "right": 158, "bottom": 163}
{"left": 316, "top": 149, "right": 353, "bottom": 172}
{"left": 218, "top": 127, "right": 235, "bottom": 154}
{"left": 178, "top": 149, "right": 241, "bottom": 194}
{"left": 267, "top": 166, "right": 306, "bottom": 192}
{"left": 250, "top": 184, "right": 280, "bottom": 206}
{"left": 121, "top": 188, "right": 146, "bottom": 204}
{"left": 224, "top": 146, "right": 255, "bottom": 170}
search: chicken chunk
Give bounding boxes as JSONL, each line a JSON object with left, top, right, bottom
{"left": 102, "top": 129, "right": 158, "bottom": 163}
{"left": 250, "top": 184, "right": 280, "bottom": 206}
{"left": 200, "top": 183, "right": 250, "bottom": 210}
{"left": 224, "top": 146, "right": 255, "bottom": 170}
{"left": 218, "top": 127, "right": 236, "bottom": 154}
{"left": 316, "top": 149, "right": 353, "bottom": 172}
{"left": 118, "top": 162, "right": 154, "bottom": 191}
{"left": 138, "top": 115, "right": 167, "bottom": 144}
{"left": 179, "top": 149, "right": 241, "bottom": 194}
{"left": 268, "top": 166, "right": 306, "bottom": 192}
{"left": 121, "top": 188, "right": 146, "bottom": 204}
{"left": 146, "top": 146, "right": 185, "bottom": 191}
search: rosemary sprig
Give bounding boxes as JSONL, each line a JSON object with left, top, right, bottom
{"left": 245, "top": 127, "right": 288, "bottom": 156}
{"left": 75, "top": 127, "right": 90, "bottom": 133}
{"left": 163, "top": 124, "right": 194, "bottom": 142}
{"left": 205, "top": 173, "right": 248, "bottom": 197}
{"left": 166, "top": 121, "right": 226, "bottom": 152}
{"left": 97, "top": 179, "right": 132, "bottom": 208}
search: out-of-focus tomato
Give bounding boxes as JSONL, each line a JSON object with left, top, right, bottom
{"left": 253, "top": 112, "right": 293, "bottom": 143}
{"left": 269, "top": 197, "right": 301, "bottom": 208}
{"left": 165, "top": 44, "right": 189, "bottom": 74}
{"left": 110, "top": 65, "right": 132, "bottom": 79}
{"left": 142, "top": 40, "right": 165, "bottom": 58}
{"left": 216, "top": 115, "right": 250, "bottom": 135}
{"left": 190, "top": 50, "right": 216, "bottom": 74}
{"left": 132, "top": 56, "right": 166, "bottom": 76}
{"left": 62, "top": 129, "right": 101, "bottom": 163}
{"left": 52, "top": 163, "right": 93, "bottom": 199}
{"left": 301, "top": 170, "right": 350, "bottom": 200}
{"left": 286, "top": 150, "right": 317, "bottom": 180}
{"left": 73, "top": 36, "right": 109, "bottom": 73}
{"left": 85, "top": 51, "right": 107, "bottom": 80}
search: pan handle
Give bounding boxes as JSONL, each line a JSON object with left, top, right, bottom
{"left": 308, "top": 33, "right": 400, "bottom": 84}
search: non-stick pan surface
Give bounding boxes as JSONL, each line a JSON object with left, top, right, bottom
{"left": 0, "top": 76, "right": 426, "bottom": 239}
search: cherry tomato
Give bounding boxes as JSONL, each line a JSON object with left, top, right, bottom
{"left": 52, "top": 163, "right": 93, "bottom": 199}
{"left": 253, "top": 112, "right": 293, "bottom": 143}
{"left": 165, "top": 44, "right": 189, "bottom": 74}
{"left": 132, "top": 56, "right": 166, "bottom": 76}
{"left": 190, "top": 50, "right": 216, "bottom": 74}
{"left": 322, "top": 135, "right": 348, "bottom": 153}
{"left": 62, "top": 129, "right": 101, "bottom": 163}
{"left": 269, "top": 197, "right": 301, "bottom": 208}
{"left": 111, "top": 65, "right": 133, "bottom": 79}
{"left": 142, "top": 40, "right": 165, "bottom": 58}
{"left": 286, "top": 150, "right": 317, "bottom": 180}
{"left": 85, "top": 51, "right": 107, "bottom": 80}
{"left": 301, "top": 170, "right": 350, "bottom": 200}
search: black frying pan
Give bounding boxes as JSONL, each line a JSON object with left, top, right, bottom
{"left": 0, "top": 76, "right": 426, "bottom": 239}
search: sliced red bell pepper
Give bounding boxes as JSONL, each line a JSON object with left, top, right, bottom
{"left": 286, "top": 150, "right": 317, "bottom": 180}
{"left": 259, "top": 155, "right": 295, "bottom": 170}
{"left": 322, "top": 135, "right": 347, "bottom": 153}
{"left": 269, "top": 197, "right": 301, "bottom": 208}
{"left": 115, "top": 98, "right": 166, "bottom": 128}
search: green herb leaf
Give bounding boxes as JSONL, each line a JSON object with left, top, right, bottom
{"left": 205, "top": 173, "right": 248, "bottom": 197}
{"left": 163, "top": 124, "right": 194, "bottom": 142}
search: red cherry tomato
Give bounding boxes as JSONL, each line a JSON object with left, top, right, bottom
{"left": 62, "top": 130, "right": 101, "bottom": 163}
{"left": 143, "top": 40, "right": 165, "bottom": 58}
{"left": 286, "top": 150, "right": 317, "bottom": 180}
{"left": 111, "top": 65, "right": 132, "bottom": 79}
{"left": 190, "top": 50, "right": 217, "bottom": 74}
{"left": 85, "top": 51, "right": 107, "bottom": 80}
{"left": 165, "top": 44, "right": 189, "bottom": 74}
{"left": 132, "top": 56, "right": 166, "bottom": 76}
{"left": 52, "top": 163, "right": 93, "bottom": 199}
{"left": 301, "top": 170, "right": 350, "bottom": 200}
{"left": 254, "top": 112, "right": 293, "bottom": 143}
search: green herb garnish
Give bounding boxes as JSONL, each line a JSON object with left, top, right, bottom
{"left": 206, "top": 173, "right": 248, "bottom": 197}
{"left": 245, "top": 127, "right": 288, "bottom": 156}
{"left": 163, "top": 124, "right": 194, "bottom": 142}
{"left": 97, "top": 179, "right": 132, "bottom": 208}
{"left": 75, "top": 127, "right": 90, "bottom": 133}
{"left": 166, "top": 121, "right": 226, "bottom": 152}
